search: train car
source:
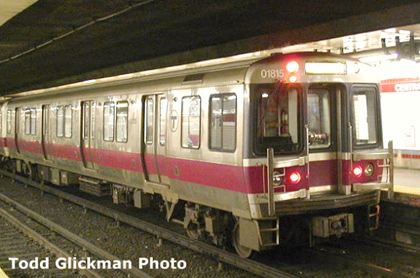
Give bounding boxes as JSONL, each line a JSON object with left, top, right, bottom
{"left": 0, "top": 52, "right": 394, "bottom": 258}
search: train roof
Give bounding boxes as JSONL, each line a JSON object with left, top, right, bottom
{"left": 246, "top": 51, "right": 379, "bottom": 84}
{"left": 4, "top": 52, "right": 379, "bottom": 103}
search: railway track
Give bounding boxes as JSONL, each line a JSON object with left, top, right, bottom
{"left": 0, "top": 169, "right": 299, "bottom": 278}
{"left": 0, "top": 208, "right": 96, "bottom": 278}
{"left": 0, "top": 193, "right": 153, "bottom": 277}
{"left": 2, "top": 169, "right": 420, "bottom": 278}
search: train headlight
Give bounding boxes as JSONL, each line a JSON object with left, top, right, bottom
{"left": 352, "top": 166, "right": 363, "bottom": 178}
{"left": 273, "top": 171, "right": 283, "bottom": 186}
{"left": 364, "top": 163, "right": 374, "bottom": 177}
{"left": 289, "top": 76, "right": 297, "bottom": 83}
{"left": 289, "top": 172, "right": 301, "bottom": 184}
{"left": 286, "top": 61, "right": 299, "bottom": 73}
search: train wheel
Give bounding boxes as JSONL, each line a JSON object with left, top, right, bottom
{"left": 232, "top": 221, "right": 255, "bottom": 258}
{"left": 186, "top": 223, "right": 203, "bottom": 241}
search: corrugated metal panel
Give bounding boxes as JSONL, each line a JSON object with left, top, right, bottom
{"left": 0, "top": 0, "right": 39, "bottom": 26}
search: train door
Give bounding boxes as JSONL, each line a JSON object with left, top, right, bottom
{"left": 307, "top": 86, "right": 339, "bottom": 193}
{"left": 142, "top": 94, "right": 169, "bottom": 185}
{"left": 81, "top": 101, "right": 95, "bottom": 169}
{"left": 14, "top": 107, "right": 21, "bottom": 154}
{"left": 41, "top": 105, "right": 51, "bottom": 160}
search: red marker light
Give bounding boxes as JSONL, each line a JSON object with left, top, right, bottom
{"left": 353, "top": 166, "right": 363, "bottom": 177}
{"left": 286, "top": 61, "right": 299, "bottom": 73}
{"left": 289, "top": 172, "right": 301, "bottom": 184}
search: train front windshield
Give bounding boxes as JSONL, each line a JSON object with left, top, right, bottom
{"left": 252, "top": 84, "right": 303, "bottom": 155}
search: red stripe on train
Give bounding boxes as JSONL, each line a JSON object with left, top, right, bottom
{"left": 1, "top": 137, "right": 380, "bottom": 194}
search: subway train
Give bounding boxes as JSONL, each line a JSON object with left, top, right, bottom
{"left": 0, "top": 52, "right": 394, "bottom": 258}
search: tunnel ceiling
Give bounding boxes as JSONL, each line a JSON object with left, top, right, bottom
{"left": 2, "top": 0, "right": 420, "bottom": 95}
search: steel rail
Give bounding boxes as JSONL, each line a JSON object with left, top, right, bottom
{"left": 0, "top": 191, "right": 153, "bottom": 278}
{"left": 0, "top": 208, "right": 103, "bottom": 278}
{"left": 0, "top": 169, "right": 299, "bottom": 278}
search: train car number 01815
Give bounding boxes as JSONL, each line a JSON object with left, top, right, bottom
{"left": 260, "top": 69, "right": 285, "bottom": 79}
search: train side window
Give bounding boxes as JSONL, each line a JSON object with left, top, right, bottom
{"left": 116, "top": 101, "right": 128, "bottom": 143}
{"left": 57, "top": 106, "right": 64, "bottom": 137}
{"left": 7, "top": 110, "right": 12, "bottom": 134}
{"left": 103, "top": 102, "right": 115, "bottom": 142}
{"left": 64, "top": 105, "right": 72, "bottom": 138}
{"left": 159, "top": 98, "right": 167, "bottom": 146}
{"left": 181, "top": 96, "right": 201, "bottom": 149}
{"left": 209, "top": 94, "right": 237, "bottom": 151}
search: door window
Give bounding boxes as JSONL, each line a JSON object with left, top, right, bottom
{"left": 144, "top": 97, "right": 154, "bottom": 145}
{"left": 307, "top": 88, "right": 331, "bottom": 149}
{"left": 209, "top": 93, "right": 237, "bottom": 151}
{"left": 159, "top": 98, "right": 167, "bottom": 146}
{"left": 103, "top": 102, "right": 115, "bottom": 142}
{"left": 116, "top": 101, "right": 129, "bottom": 143}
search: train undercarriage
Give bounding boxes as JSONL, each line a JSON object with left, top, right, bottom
{"left": 2, "top": 157, "right": 381, "bottom": 259}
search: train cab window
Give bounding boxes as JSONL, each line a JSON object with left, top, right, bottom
{"left": 352, "top": 87, "right": 378, "bottom": 146}
{"left": 307, "top": 88, "right": 331, "bottom": 149}
{"left": 116, "top": 101, "right": 128, "bottom": 143}
{"left": 24, "top": 108, "right": 36, "bottom": 135}
{"left": 103, "top": 102, "right": 115, "bottom": 142}
{"left": 7, "top": 110, "right": 12, "bottom": 134}
{"left": 181, "top": 96, "right": 201, "bottom": 149}
{"left": 252, "top": 84, "right": 302, "bottom": 155}
{"left": 209, "top": 94, "right": 237, "bottom": 151}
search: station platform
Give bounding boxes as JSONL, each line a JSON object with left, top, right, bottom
{"left": 0, "top": 267, "right": 8, "bottom": 278}
{"left": 394, "top": 167, "right": 420, "bottom": 195}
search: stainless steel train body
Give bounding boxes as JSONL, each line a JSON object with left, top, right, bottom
{"left": 0, "top": 52, "right": 394, "bottom": 257}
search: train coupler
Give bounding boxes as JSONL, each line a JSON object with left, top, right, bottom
{"left": 311, "top": 213, "right": 354, "bottom": 238}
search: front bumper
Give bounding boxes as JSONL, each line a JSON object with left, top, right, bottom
{"left": 251, "top": 190, "right": 380, "bottom": 218}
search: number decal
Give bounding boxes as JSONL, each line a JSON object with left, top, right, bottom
{"left": 260, "top": 69, "right": 284, "bottom": 79}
